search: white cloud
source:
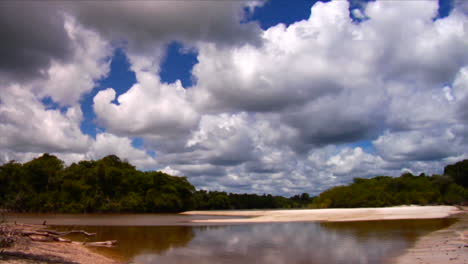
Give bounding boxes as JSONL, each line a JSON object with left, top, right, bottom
{"left": 326, "top": 147, "right": 384, "bottom": 176}
{"left": 86, "top": 133, "right": 156, "bottom": 169}
{"left": 93, "top": 71, "right": 199, "bottom": 137}
{"left": 37, "top": 17, "right": 112, "bottom": 106}
{"left": 373, "top": 128, "right": 463, "bottom": 162}
{"left": 0, "top": 84, "right": 91, "bottom": 154}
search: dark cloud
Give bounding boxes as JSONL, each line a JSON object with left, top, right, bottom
{"left": 0, "top": 2, "right": 72, "bottom": 82}
{"left": 66, "top": 1, "right": 262, "bottom": 52}
{"left": 280, "top": 99, "right": 383, "bottom": 152}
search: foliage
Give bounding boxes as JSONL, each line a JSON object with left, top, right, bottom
{"left": 0, "top": 154, "right": 195, "bottom": 213}
{"left": 0, "top": 154, "right": 309, "bottom": 213}
{"left": 311, "top": 168, "right": 468, "bottom": 208}
{"left": 444, "top": 159, "right": 468, "bottom": 188}
{"left": 3, "top": 154, "right": 466, "bottom": 212}
{"left": 192, "top": 191, "right": 312, "bottom": 210}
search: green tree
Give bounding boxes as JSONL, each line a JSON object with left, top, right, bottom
{"left": 444, "top": 159, "right": 468, "bottom": 188}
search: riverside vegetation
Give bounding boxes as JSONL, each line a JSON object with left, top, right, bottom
{"left": 0, "top": 154, "right": 467, "bottom": 213}
{"left": 0, "top": 154, "right": 312, "bottom": 213}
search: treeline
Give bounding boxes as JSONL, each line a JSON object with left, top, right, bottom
{"left": 1, "top": 154, "right": 467, "bottom": 213}
{"left": 312, "top": 160, "right": 468, "bottom": 208}
{"left": 0, "top": 154, "right": 311, "bottom": 213}
{"left": 193, "top": 191, "right": 312, "bottom": 210}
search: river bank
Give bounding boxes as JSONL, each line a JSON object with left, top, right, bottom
{"left": 390, "top": 207, "right": 468, "bottom": 264}
{"left": 0, "top": 223, "right": 118, "bottom": 264}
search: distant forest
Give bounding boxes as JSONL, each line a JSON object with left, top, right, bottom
{"left": 311, "top": 160, "right": 468, "bottom": 208}
{"left": 0, "top": 154, "right": 311, "bottom": 213}
{"left": 0, "top": 154, "right": 467, "bottom": 213}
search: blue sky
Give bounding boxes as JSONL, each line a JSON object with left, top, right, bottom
{"left": 0, "top": 0, "right": 467, "bottom": 195}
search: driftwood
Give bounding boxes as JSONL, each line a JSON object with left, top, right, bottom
{"left": 2, "top": 223, "right": 116, "bottom": 248}
{"left": 37, "top": 229, "right": 96, "bottom": 237}
{"left": 28, "top": 235, "right": 71, "bottom": 243}
{"left": 84, "top": 240, "right": 118, "bottom": 247}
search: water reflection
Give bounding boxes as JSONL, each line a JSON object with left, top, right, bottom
{"left": 56, "top": 225, "right": 195, "bottom": 261}
{"left": 16, "top": 214, "right": 452, "bottom": 264}
{"left": 131, "top": 219, "right": 453, "bottom": 264}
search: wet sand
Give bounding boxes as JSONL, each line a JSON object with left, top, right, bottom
{"left": 182, "top": 205, "right": 462, "bottom": 223}
{"left": 391, "top": 207, "right": 468, "bottom": 264}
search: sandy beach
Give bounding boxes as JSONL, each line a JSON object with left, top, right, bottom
{"left": 391, "top": 209, "right": 468, "bottom": 264}
{"left": 182, "top": 205, "right": 462, "bottom": 223}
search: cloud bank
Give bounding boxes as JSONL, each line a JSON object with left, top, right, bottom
{"left": 1, "top": 0, "right": 467, "bottom": 195}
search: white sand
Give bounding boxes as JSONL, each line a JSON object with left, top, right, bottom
{"left": 182, "top": 205, "right": 462, "bottom": 223}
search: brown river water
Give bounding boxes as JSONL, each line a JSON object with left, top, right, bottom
{"left": 5, "top": 213, "right": 455, "bottom": 264}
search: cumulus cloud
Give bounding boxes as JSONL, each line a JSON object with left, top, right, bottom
{"left": 37, "top": 17, "right": 112, "bottom": 106}
{"left": 93, "top": 71, "right": 199, "bottom": 138}
{"left": 88, "top": 0, "right": 468, "bottom": 194}
{"left": 0, "top": 84, "right": 90, "bottom": 154}
{"left": 374, "top": 128, "right": 464, "bottom": 162}
{"left": 2, "top": 0, "right": 468, "bottom": 195}
{"left": 86, "top": 133, "right": 156, "bottom": 170}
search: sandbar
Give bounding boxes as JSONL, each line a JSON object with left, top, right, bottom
{"left": 182, "top": 205, "right": 462, "bottom": 223}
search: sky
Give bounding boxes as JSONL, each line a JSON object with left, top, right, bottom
{"left": 1, "top": 0, "right": 467, "bottom": 196}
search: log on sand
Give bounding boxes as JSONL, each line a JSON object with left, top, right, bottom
{"left": 1, "top": 223, "right": 119, "bottom": 264}
{"left": 2, "top": 223, "right": 117, "bottom": 248}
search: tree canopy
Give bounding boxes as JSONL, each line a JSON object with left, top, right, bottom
{"left": 0, "top": 154, "right": 310, "bottom": 213}
{"left": 311, "top": 171, "right": 468, "bottom": 208}
{"left": 1, "top": 154, "right": 467, "bottom": 213}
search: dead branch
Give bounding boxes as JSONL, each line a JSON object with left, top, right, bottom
{"left": 83, "top": 240, "right": 118, "bottom": 247}
{"left": 2, "top": 224, "right": 115, "bottom": 249}
{"left": 37, "top": 229, "right": 96, "bottom": 237}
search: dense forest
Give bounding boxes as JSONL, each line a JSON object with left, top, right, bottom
{"left": 312, "top": 160, "right": 468, "bottom": 208}
{"left": 0, "top": 154, "right": 467, "bottom": 213}
{"left": 0, "top": 154, "right": 311, "bottom": 213}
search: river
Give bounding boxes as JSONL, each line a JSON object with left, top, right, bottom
{"left": 5, "top": 213, "right": 455, "bottom": 264}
